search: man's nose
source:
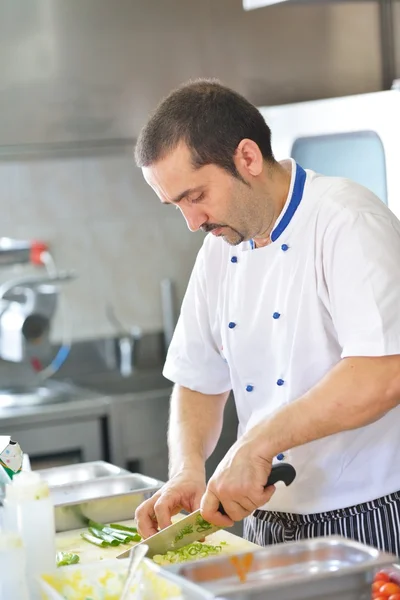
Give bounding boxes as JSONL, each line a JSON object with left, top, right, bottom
{"left": 180, "top": 205, "right": 207, "bottom": 233}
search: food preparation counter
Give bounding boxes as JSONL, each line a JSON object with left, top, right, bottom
{"left": 56, "top": 517, "right": 260, "bottom": 565}
{"left": 20, "top": 460, "right": 400, "bottom": 599}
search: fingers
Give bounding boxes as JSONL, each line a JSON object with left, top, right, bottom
{"left": 202, "top": 480, "right": 276, "bottom": 523}
{"left": 136, "top": 490, "right": 189, "bottom": 538}
{"left": 191, "top": 489, "right": 204, "bottom": 513}
{"left": 153, "top": 484, "right": 205, "bottom": 530}
{"left": 136, "top": 482, "right": 273, "bottom": 538}
{"left": 135, "top": 494, "right": 160, "bottom": 539}
{"left": 154, "top": 491, "right": 179, "bottom": 530}
{"left": 200, "top": 489, "right": 235, "bottom": 528}
{"left": 260, "top": 485, "right": 276, "bottom": 505}
{"left": 135, "top": 475, "right": 207, "bottom": 538}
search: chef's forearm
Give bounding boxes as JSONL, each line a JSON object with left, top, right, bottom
{"left": 249, "top": 355, "right": 400, "bottom": 459}
{"left": 168, "top": 384, "right": 230, "bottom": 478}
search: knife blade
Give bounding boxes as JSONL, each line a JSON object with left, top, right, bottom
{"left": 117, "top": 462, "right": 296, "bottom": 559}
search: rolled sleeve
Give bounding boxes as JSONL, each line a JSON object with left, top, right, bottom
{"left": 323, "top": 207, "right": 400, "bottom": 358}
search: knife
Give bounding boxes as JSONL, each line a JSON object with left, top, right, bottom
{"left": 117, "top": 462, "right": 296, "bottom": 559}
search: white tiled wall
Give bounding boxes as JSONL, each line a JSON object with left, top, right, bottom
{"left": 0, "top": 148, "right": 204, "bottom": 341}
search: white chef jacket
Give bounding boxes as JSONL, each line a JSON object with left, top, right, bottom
{"left": 163, "top": 159, "right": 400, "bottom": 514}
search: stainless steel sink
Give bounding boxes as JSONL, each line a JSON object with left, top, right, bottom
{"left": 0, "top": 382, "right": 72, "bottom": 408}
{"left": 0, "top": 380, "right": 102, "bottom": 409}
{"left": 0, "top": 371, "right": 172, "bottom": 410}
{"left": 75, "top": 370, "right": 172, "bottom": 396}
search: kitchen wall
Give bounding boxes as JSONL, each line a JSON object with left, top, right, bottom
{"left": 0, "top": 148, "right": 204, "bottom": 341}
{"left": 0, "top": 1, "right": 394, "bottom": 145}
{"left": 0, "top": 0, "right": 398, "bottom": 342}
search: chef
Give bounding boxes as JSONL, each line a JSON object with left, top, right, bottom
{"left": 134, "top": 79, "right": 400, "bottom": 555}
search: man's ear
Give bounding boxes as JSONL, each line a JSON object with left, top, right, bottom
{"left": 234, "top": 138, "right": 264, "bottom": 178}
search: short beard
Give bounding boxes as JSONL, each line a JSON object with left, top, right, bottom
{"left": 202, "top": 223, "right": 245, "bottom": 245}
{"left": 224, "top": 230, "right": 245, "bottom": 246}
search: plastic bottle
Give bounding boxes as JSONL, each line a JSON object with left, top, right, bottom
{"left": 3, "top": 471, "right": 56, "bottom": 599}
{"left": 0, "top": 531, "right": 30, "bottom": 600}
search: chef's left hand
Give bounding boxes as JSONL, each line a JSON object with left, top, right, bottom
{"left": 200, "top": 433, "right": 276, "bottom": 527}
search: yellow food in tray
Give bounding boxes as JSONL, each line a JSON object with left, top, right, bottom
{"left": 39, "top": 558, "right": 183, "bottom": 600}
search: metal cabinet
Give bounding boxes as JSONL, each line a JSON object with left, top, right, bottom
{"left": 107, "top": 388, "right": 171, "bottom": 482}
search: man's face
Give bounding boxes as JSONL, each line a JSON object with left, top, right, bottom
{"left": 142, "top": 142, "right": 263, "bottom": 246}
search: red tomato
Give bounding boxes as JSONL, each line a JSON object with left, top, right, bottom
{"left": 380, "top": 583, "right": 400, "bottom": 596}
{"left": 374, "top": 572, "right": 392, "bottom": 583}
{"left": 374, "top": 596, "right": 391, "bottom": 600}
{"left": 388, "top": 595, "right": 400, "bottom": 600}
{"left": 374, "top": 581, "right": 389, "bottom": 592}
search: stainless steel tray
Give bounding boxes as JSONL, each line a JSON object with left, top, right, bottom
{"left": 37, "top": 461, "right": 130, "bottom": 487}
{"left": 171, "top": 536, "right": 397, "bottom": 600}
{"left": 51, "top": 473, "right": 163, "bottom": 532}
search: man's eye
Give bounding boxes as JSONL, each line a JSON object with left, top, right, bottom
{"left": 191, "top": 193, "right": 204, "bottom": 204}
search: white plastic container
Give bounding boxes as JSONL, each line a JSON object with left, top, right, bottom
{"left": 3, "top": 471, "right": 56, "bottom": 600}
{"left": 0, "top": 531, "right": 29, "bottom": 600}
{"left": 38, "top": 557, "right": 214, "bottom": 600}
{"left": 38, "top": 558, "right": 186, "bottom": 600}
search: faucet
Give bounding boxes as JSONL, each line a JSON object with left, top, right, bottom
{"left": 106, "top": 304, "right": 142, "bottom": 377}
{"left": 117, "top": 328, "right": 142, "bottom": 378}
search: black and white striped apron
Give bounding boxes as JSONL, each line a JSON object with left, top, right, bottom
{"left": 244, "top": 490, "right": 400, "bottom": 557}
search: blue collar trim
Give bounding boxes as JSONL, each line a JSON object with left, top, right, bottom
{"left": 249, "top": 162, "right": 306, "bottom": 249}
{"left": 271, "top": 163, "right": 306, "bottom": 242}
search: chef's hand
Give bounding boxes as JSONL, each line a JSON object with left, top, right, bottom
{"left": 135, "top": 470, "right": 206, "bottom": 539}
{"left": 200, "top": 436, "right": 275, "bottom": 528}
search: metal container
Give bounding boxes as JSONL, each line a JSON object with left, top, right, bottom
{"left": 51, "top": 473, "right": 163, "bottom": 532}
{"left": 170, "top": 536, "right": 397, "bottom": 600}
{"left": 37, "top": 461, "right": 129, "bottom": 487}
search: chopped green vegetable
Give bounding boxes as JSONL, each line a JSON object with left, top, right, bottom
{"left": 80, "top": 532, "right": 108, "bottom": 547}
{"left": 81, "top": 521, "right": 142, "bottom": 549}
{"left": 105, "top": 527, "right": 140, "bottom": 543}
{"left": 109, "top": 523, "right": 138, "bottom": 534}
{"left": 102, "top": 528, "right": 132, "bottom": 542}
{"left": 56, "top": 552, "right": 80, "bottom": 567}
{"left": 153, "top": 541, "right": 227, "bottom": 565}
{"left": 87, "top": 520, "right": 105, "bottom": 531}
{"left": 174, "top": 523, "right": 194, "bottom": 543}
{"left": 88, "top": 527, "right": 121, "bottom": 546}
{"left": 87, "top": 520, "right": 135, "bottom": 543}
{"left": 195, "top": 514, "right": 213, "bottom": 533}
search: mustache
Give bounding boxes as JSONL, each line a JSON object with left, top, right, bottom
{"left": 201, "top": 223, "right": 226, "bottom": 233}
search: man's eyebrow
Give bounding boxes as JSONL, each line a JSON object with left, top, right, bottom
{"left": 162, "top": 186, "right": 203, "bottom": 205}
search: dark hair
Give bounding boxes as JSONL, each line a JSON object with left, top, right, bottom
{"left": 135, "top": 78, "right": 274, "bottom": 179}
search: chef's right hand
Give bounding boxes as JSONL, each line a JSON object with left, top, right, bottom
{"left": 135, "top": 470, "right": 206, "bottom": 539}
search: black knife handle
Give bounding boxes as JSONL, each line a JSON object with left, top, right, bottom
{"left": 217, "top": 462, "right": 296, "bottom": 516}
{"left": 265, "top": 462, "right": 296, "bottom": 487}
